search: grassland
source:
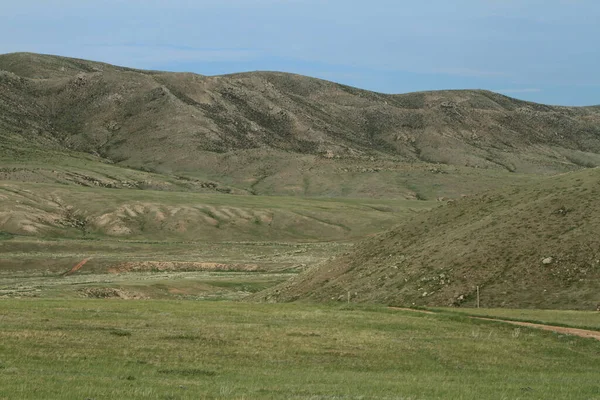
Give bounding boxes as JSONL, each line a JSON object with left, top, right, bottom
{"left": 0, "top": 224, "right": 352, "bottom": 301}
{"left": 0, "top": 300, "right": 598, "bottom": 400}
{"left": 0, "top": 134, "right": 545, "bottom": 201}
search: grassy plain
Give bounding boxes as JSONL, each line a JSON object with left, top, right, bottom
{"left": 0, "top": 300, "right": 599, "bottom": 400}
{"left": 0, "top": 236, "right": 352, "bottom": 300}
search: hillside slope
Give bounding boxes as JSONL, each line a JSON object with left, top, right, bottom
{"left": 2, "top": 52, "right": 600, "bottom": 198}
{"left": 257, "top": 168, "right": 600, "bottom": 310}
{"left": 0, "top": 181, "right": 432, "bottom": 241}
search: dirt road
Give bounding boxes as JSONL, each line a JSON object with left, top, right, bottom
{"left": 471, "top": 317, "right": 600, "bottom": 341}
{"left": 389, "top": 307, "right": 600, "bottom": 341}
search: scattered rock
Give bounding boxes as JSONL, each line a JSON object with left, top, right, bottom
{"left": 79, "top": 287, "right": 147, "bottom": 299}
{"left": 554, "top": 206, "right": 569, "bottom": 216}
{"left": 106, "top": 121, "right": 121, "bottom": 131}
{"left": 108, "top": 261, "right": 260, "bottom": 274}
{"left": 323, "top": 150, "right": 335, "bottom": 159}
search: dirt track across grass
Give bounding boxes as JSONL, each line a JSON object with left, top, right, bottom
{"left": 389, "top": 307, "right": 600, "bottom": 341}
{"left": 62, "top": 258, "right": 90, "bottom": 276}
{"left": 388, "top": 307, "right": 435, "bottom": 314}
{"left": 471, "top": 317, "right": 600, "bottom": 341}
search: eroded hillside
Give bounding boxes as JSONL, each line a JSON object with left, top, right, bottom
{"left": 1, "top": 52, "right": 600, "bottom": 198}
{"left": 257, "top": 168, "right": 600, "bottom": 310}
{"left": 0, "top": 182, "right": 430, "bottom": 241}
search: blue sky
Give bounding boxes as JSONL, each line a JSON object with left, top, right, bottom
{"left": 1, "top": 0, "right": 599, "bottom": 105}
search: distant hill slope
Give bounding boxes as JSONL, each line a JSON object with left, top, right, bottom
{"left": 0, "top": 181, "right": 431, "bottom": 241}
{"left": 2, "top": 52, "right": 600, "bottom": 198}
{"left": 256, "top": 168, "right": 600, "bottom": 310}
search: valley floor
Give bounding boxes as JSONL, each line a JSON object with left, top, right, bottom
{"left": 0, "top": 300, "right": 598, "bottom": 400}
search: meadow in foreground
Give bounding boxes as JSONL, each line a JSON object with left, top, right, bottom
{"left": 0, "top": 300, "right": 598, "bottom": 400}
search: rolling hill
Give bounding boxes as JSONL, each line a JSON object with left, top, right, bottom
{"left": 2, "top": 53, "right": 600, "bottom": 309}
{"left": 256, "top": 168, "right": 600, "bottom": 310}
{"left": 2, "top": 52, "right": 600, "bottom": 199}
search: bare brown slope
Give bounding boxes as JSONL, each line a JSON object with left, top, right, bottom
{"left": 257, "top": 168, "right": 600, "bottom": 310}
{"left": 2, "top": 52, "right": 600, "bottom": 180}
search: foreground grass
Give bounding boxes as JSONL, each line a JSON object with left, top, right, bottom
{"left": 0, "top": 300, "right": 598, "bottom": 399}
{"left": 437, "top": 307, "right": 600, "bottom": 330}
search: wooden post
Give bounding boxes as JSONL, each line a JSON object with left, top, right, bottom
{"left": 347, "top": 291, "right": 350, "bottom": 304}
{"left": 477, "top": 286, "right": 480, "bottom": 309}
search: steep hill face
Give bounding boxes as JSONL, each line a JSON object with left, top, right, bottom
{"left": 257, "top": 168, "right": 600, "bottom": 310}
{"left": 2, "top": 52, "right": 600, "bottom": 183}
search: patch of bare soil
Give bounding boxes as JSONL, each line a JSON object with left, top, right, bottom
{"left": 79, "top": 287, "right": 147, "bottom": 299}
{"left": 63, "top": 258, "right": 90, "bottom": 276}
{"left": 107, "top": 261, "right": 260, "bottom": 274}
{"left": 388, "top": 307, "right": 435, "bottom": 314}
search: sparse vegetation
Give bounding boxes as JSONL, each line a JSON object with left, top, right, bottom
{"left": 2, "top": 52, "right": 600, "bottom": 200}
{"left": 260, "top": 168, "right": 600, "bottom": 310}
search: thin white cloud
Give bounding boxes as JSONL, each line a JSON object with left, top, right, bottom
{"left": 76, "top": 45, "right": 261, "bottom": 68}
{"left": 432, "top": 67, "right": 510, "bottom": 78}
{"left": 496, "top": 88, "right": 542, "bottom": 93}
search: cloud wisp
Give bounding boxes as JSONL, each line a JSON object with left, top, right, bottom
{"left": 496, "top": 88, "right": 542, "bottom": 94}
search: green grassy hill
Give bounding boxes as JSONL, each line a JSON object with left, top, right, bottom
{"left": 0, "top": 181, "right": 433, "bottom": 241}
{"left": 258, "top": 168, "right": 600, "bottom": 310}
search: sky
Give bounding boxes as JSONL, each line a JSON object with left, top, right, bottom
{"left": 1, "top": 0, "right": 599, "bottom": 106}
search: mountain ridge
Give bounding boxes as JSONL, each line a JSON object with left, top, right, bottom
{"left": 4, "top": 52, "right": 599, "bottom": 107}
{"left": 2, "top": 52, "right": 600, "bottom": 199}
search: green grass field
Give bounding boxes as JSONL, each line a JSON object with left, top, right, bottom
{"left": 0, "top": 300, "right": 598, "bottom": 400}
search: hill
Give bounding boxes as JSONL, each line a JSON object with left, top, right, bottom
{"left": 2, "top": 53, "right": 600, "bottom": 308}
{"left": 0, "top": 181, "right": 432, "bottom": 241}
{"left": 256, "top": 168, "right": 600, "bottom": 310}
{"left": 2, "top": 52, "right": 600, "bottom": 199}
